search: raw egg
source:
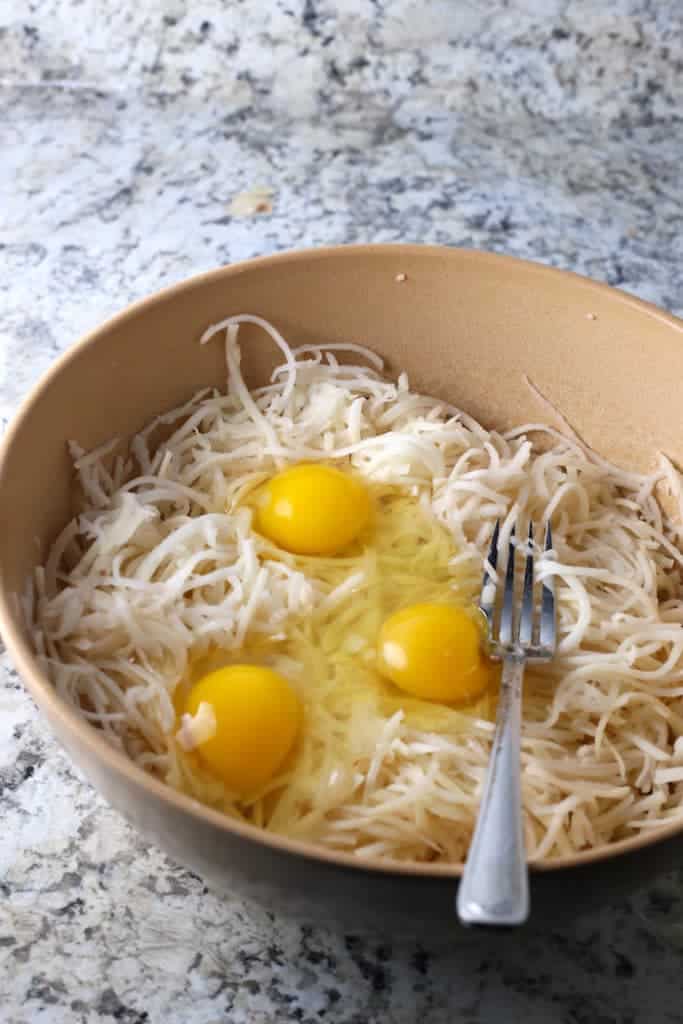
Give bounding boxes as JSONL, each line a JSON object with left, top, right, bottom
{"left": 377, "top": 602, "right": 490, "bottom": 704}
{"left": 254, "top": 463, "right": 371, "bottom": 556}
{"left": 184, "top": 665, "right": 301, "bottom": 794}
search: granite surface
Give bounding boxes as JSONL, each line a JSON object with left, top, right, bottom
{"left": 2, "top": 1, "right": 683, "bottom": 1021}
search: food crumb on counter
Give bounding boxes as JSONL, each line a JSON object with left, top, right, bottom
{"left": 229, "top": 186, "right": 274, "bottom": 217}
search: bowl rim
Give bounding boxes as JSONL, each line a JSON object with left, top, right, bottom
{"left": 3, "top": 241, "right": 683, "bottom": 880}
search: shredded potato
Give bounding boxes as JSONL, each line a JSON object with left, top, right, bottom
{"left": 30, "top": 314, "right": 683, "bottom": 863}
{"left": 177, "top": 701, "right": 217, "bottom": 752}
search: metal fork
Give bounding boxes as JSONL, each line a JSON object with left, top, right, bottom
{"left": 457, "top": 520, "right": 557, "bottom": 927}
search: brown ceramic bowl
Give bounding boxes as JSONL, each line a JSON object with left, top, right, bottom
{"left": 2, "top": 245, "right": 683, "bottom": 936}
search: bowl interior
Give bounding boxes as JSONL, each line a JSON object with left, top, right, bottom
{"left": 2, "top": 244, "right": 683, "bottom": 880}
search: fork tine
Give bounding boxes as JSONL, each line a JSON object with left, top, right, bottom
{"left": 498, "top": 525, "right": 516, "bottom": 645}
{"left": 479, "top": 519, "right": 500, "bottom": 632}
{"left": 539, "top": 521, "right": 556, "bottom": 652}
{"left": 518, "top": 522, "right": 534, "bottom": 647}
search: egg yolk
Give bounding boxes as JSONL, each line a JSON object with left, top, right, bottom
{"left": 184, "top": 665, "right": 301, "bottom": 795}
{"left": 377, "top": 603, "right": 491, "bottom": 704}
{"left": 253, "top": 463, "right": 371, "bottom": 556}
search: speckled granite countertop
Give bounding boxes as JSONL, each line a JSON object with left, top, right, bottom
{"left": 2, "top": 2, "right": 683, "bottom": 1021}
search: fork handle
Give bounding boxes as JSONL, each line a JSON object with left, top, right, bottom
{"left": 457, "top": 655, "right": 529, "bottom": 926}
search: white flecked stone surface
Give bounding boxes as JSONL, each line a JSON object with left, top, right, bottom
{"left": 2, "top": 2, "right": 683, "bottom": 1021}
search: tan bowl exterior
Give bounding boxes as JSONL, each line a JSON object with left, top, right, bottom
{"left": 3, "top": 245, "right": 683, "bottom": 933}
